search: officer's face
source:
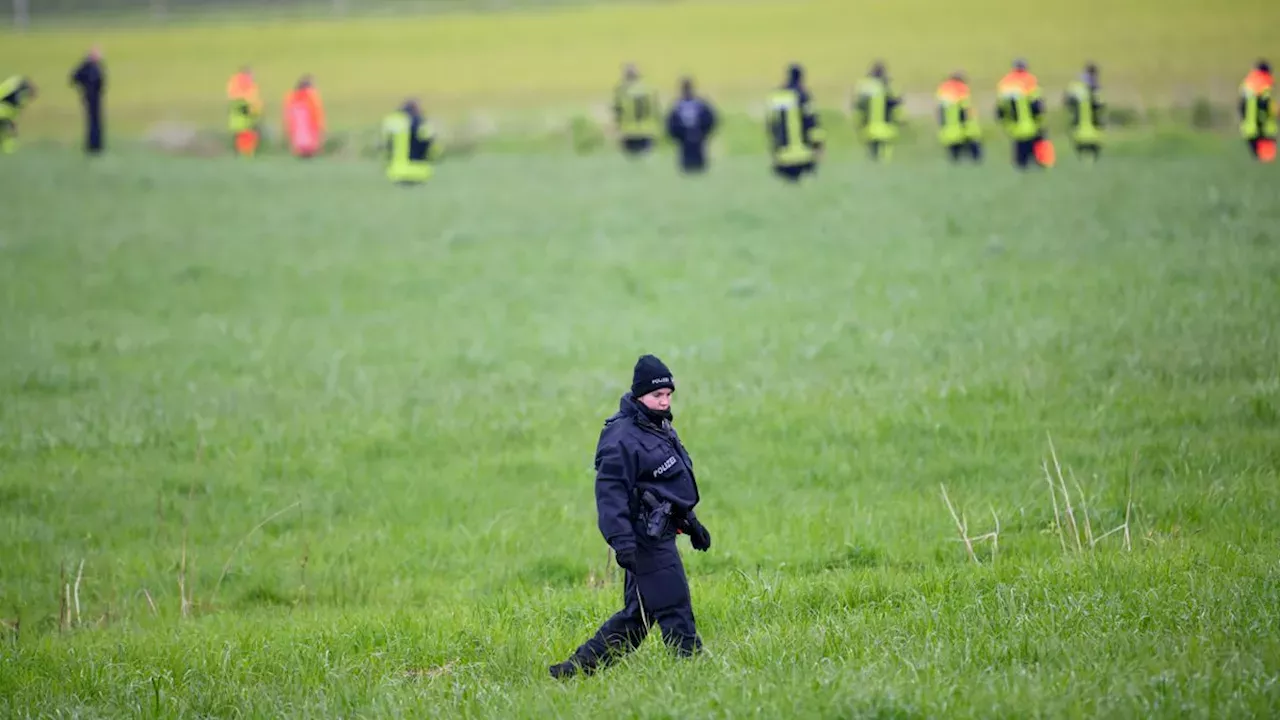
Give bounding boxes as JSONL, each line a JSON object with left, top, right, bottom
{"left": 639, "top": 388, "right": 673, "bottom": 413}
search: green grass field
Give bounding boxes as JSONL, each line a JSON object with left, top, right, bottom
{"left": 2, "top": 141, "right": 1279, "bottom": 716}
{"left": 2, "top": 0, "right": 1278, "bottom": 144}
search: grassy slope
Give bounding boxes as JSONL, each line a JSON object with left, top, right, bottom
{"left": 1, "top": 0, "right": 1278, "bottom": 141}
{"left": 1, "top": 146, "right": 1279, "bottom": 716}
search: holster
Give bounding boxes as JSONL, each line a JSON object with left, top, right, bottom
{"left": 638, "top": 489, "right": 675, "bottom": 541}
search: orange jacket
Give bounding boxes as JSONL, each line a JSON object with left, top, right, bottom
{"left": 226, "top": 72, "right": 261, "bottom": 113}
{"left": 998, "top": 69, "right": 1039, "bottom": 95}
{"left": 283, "top": 87, "right": 326, "bottom": 153}
{"left": 937, "top": 79, "right": 971, "bottom": 102}
{"left": 1242, "top": 69, "right": 1273, "bottom": 94}
{"left": 284, "top": 87, "right": 325, "bottom": 135}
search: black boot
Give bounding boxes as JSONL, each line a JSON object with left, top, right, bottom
{"left": 549, "top": 658, "right": 592, "bottom": 679}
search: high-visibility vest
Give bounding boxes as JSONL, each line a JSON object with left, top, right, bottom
{"left": 1240, "top": 70, "right": 1277, "bottom": 139}
{"left": 226, "top": 73, "right": 262, "bottom": 132}
{"left": 936, "top": 79, "right": 980, "bottom": 145}
{"left": 997, "top": 70, "right": 1042, "bottom": 140}
{"left": 1065, "top": 80, "right": 1103, "bottom": 144}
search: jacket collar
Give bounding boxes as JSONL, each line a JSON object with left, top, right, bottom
{"left": 618, "top": 392, "right": 673, "bottom": 434}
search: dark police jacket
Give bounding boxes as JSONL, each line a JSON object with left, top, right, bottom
{"left": 71, "top": 58, "right": 105, "bottom": 105}
{"left": 595, "top": 393, "right": 701, "bottom": 556}
{"left": 666, "top": 97, "right": 717, "bottom": 146}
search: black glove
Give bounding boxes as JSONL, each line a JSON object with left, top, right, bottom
{"left": 614, "top": 547, "right": 636, "bottom": 572}
{"left": 686, "top": 518, "right": 711, "bottom": 552}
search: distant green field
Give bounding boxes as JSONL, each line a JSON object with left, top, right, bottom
{"left": 2, "top": 145, "right": 1279, "bottom": 716}
{"left": 1, "top": 0, "right": 1277, "bottom": 143}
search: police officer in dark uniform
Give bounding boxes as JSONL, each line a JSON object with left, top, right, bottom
{"left": 70, "top": 46, "right": 106, "bottom": 155}
{"left": 550, "top": 355, "right": 712, "bottom": 679}
{"left": 665, "top": 77, "right": 718, "bottom": 174}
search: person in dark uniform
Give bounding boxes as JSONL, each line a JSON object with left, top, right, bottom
{"left": 70, "top": 46, "right": 106, "bottom": 155}
{"left": 768, "top": 63, "right": 825, "bottom": 182}
{"left": 550, "top": 355, "right": 712, "bottom": 679}
{"left": 665, "top": 77, "right": 718, "bottom": 174}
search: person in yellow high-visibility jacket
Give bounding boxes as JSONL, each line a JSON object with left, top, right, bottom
{"left": 854, "top": 61, "right": 901, "bottom": 162}
{"left": 382, "top": 98, "right": 442, "bottom": 185}
{"left": 1064, "top": 62, "right": 1105, "bottom": 162}
{"left": 613, "top": 63, "right": 660, "bottom": 157}
{"left": 996, "top": 58, "right": 1053, "bottom": 169}
{"left": 767, "top": 63, "right": 826, "bottom": 182}
{"left": 1239, "top": 59, "right": 1276, "bottom": 163}
{"left": 0, "top": 75, "right": 37, "bottom": 155}
{"left": 936, "top": 71, "right": 981, "bottom": 163}
{"left": 226, "top": 66, "right": 263, "bottom": 157}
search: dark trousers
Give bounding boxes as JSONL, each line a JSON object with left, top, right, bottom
{"left": 773, "top": 161, "right": 816, "bottom": 182}
{"left": 568, "top": 539, "right": 700, "bottom": 671}
{"left": 947, "top": 141, "right": 982, "bottom": 162}
{"left": 678, "top": 143, "right": 707, "bottom": 173}
{"left": 621, "top": 137, "right": 653, "bottom": 156}
{"left": 82, "top": 98, "right": 103, "bottom": 154}
{"left": 1074, "top": 142, "right": 1101, "bottom": 160}
{"left": 1013, "top": 135, "right": 1044, "bottom": 169}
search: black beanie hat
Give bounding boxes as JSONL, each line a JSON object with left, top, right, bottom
{"left": 631, "top": 354, "right": 675, "bottom": 398}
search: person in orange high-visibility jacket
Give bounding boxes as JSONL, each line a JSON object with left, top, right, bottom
{"left": 226, "top": 66, "right": 262, "bottom": 157}
{"left": 996, "top": 58, "right": 1054, "bottom": 169}
{"left": 1239, "top": 60, "right": 1276, "bottom": 163}
{"left": 283, "top": 75, "right": 326, "bottom": 158}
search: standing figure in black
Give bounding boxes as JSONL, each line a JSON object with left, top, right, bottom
{"left": 70, "top": 46, "right": 106, "bottom": 155}
{"left": 665, "top": 77, "right": 718, "bottom": 174}
{"left": 550, "top": 354, "right": 712, "bottom": 679}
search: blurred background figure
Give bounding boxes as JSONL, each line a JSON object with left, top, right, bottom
{"left": 226, "top": 65, "right": 262, "bottom": 157}
{"left": 613, "top": 63, "right": 659, "bottom": 157}
{"left": 1239, "top": 59, "right": 1276, "bottom": 162}
{"left": 665, "top": 77, "right": 718, "bottom": 174}
{"left": 69, "top": 46, "right": 106, "bottom": 155}
{"left": 284, "top": 75, "right": 326, "bottom": 158}
{"left": 767, "top": 62, "right": 824, "bottom": 182}
{"left": 854, "top": 60, "right": 901, "bottom": 162}
{"left": 996, "top": 58, "right": 1052, "bottom": 169}
{"left": 936, "top": 71, "right": 981, "bottom": 163}
{"left": 0, "top": 75, "right": 37, "bottom": 155}
{"left": 1064, "top": 62, "right": 1105, "bottom": 162}
{"left": 381, "top": 97, "right": 440, "bottom": 185}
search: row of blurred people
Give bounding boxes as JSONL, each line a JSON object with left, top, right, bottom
{"left": 610, "top": 58, "right": 1277, "bottom": 178}
{"left": 2, "top": 57, "right": 1273, "bottom": 179}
